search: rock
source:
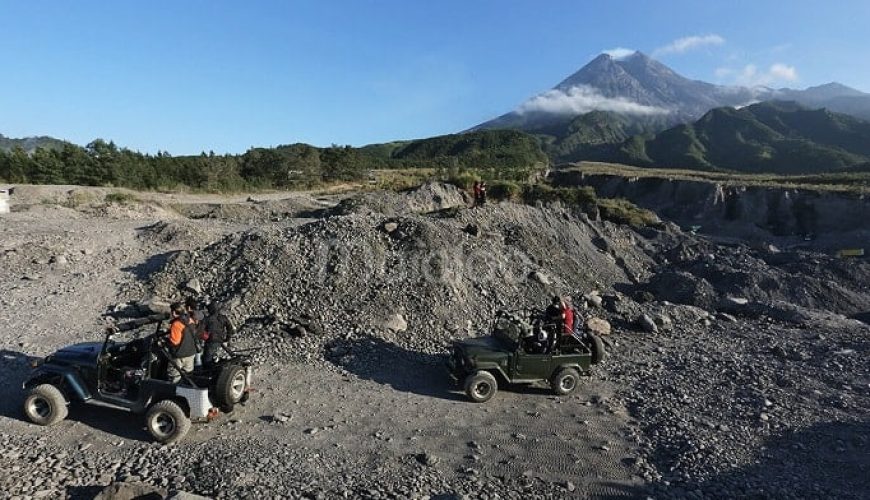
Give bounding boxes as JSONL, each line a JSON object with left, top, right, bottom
{"left": 94, "top": 481, "right": 166, "bottom": 500}
{"left": 383, "top": 222, "right": 399, "bottom": 233}
{"left": 717, "top": 312, "right": 738, "bottom": 322}
{"left": 463, "top": 224, "right": 479, "bottom": 236}
{"left": 416, "top": 452, "right": 439, "bottom": 466}
{"left": 50, "top": 255, "right": 68, "bottom": 266}
{"left": 137, "top": 296, "right": 170, "bottom": 315}
{"left": 184, "top": 279, "right": 203, "bottom": 294}
{"left": 529, "top": 271, "right": 551, "bottom": 285}
{"left": 653, "top": 314, "right": 672, "bottom": 330}
{"left": 565, "top": 481, "right": 576, "bottom": 492}
{"left": 637, "top": 314, "right": 658, "bottom": 333}
{"left": 647, "top": 271, "right": 717, "bottom": 309}
{"left": 167, "top": 493, "right": 213, "bottom": 500}
{"left": 583, "top": 292, "right": 603, "bottom": 308}
{"left": 584, "top": 317, "right": 612, "bottom": 336}
{"left": 383, "top": 313, "right": 408, "bottom": 332}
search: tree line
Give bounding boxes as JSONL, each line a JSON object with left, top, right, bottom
{"left": 0, "top": 130, "right": 548, "bottom": 191}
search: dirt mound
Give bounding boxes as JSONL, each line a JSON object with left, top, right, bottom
{"left": 646, "top": 237, "right": 870, "bottom": 316}
{"left": 150, "top": 197, "right": 654, "bottom": 359}
{"left": 136, "top": 220, "right": 214, "bottom": 248}
{"left": 333, "top": 182, "right": 469, "bottom": 216}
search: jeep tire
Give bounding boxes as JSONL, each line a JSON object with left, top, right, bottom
{"left": 551, "top": 368, "right": 580, "bottom": 395}
{"left": 214, "top": 364, "right": 247, "bottom": 408}
{"left": 23, "top": 384, "right": 68, "bottom": 426}
{"left": 589, "top": 334, "right": 606, "bottom": 365}
{"left": 145, "top": 400, "right": 191, "bottom": 444}
{"left": 464, "top": 371, "right": 498, "bottom": 403}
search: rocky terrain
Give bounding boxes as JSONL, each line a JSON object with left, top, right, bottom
{"left": 0, "top": 183, "right": 868, "bottom": 499}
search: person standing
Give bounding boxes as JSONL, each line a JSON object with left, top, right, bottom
{"left": 166, "top": 302, "right": 197, "bottom": 383}
{"left": 561, "top": 296, "right": 574, "bottom": 335}
{"left": 472, "top": 181, "right": 482, "bottom": 207}
{"left": 201, "top": 302, "right": 235, "bottom": 365}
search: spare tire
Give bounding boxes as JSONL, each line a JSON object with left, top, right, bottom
{"left": 589, "top": 334, "right": 606, "bottom": 365}
{"left": 214, "top": 365, "right": 247, "bottom": 408}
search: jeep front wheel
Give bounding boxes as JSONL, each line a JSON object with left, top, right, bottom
{"left": 145, "top": 400, "right": 191, "bottom": 444}
{"left": 551, "top": 368, "right": 580, "bottom": 396}
{"left": 23, "top": 384, "right": 68, "bottom": 426}
{"left": 464, "top": 371, "right": 498, "bottom": 403}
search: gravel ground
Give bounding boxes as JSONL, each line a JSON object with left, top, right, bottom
{"left": 0, "top": 183, "right": 867, "bottom": 499}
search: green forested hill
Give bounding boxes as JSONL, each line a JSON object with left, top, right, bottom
{"left": 0, "top": 130, "right": 547, "bottom": 190}
{"left": 0, "top": 134, "right": 68, "bottom": 153}
{"left": 615, "top": 101, "right": 870, "bottom": 174}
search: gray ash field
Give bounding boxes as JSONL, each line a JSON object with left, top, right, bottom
{"left": 0, "top": 183, "right": 867, "bottom": 499}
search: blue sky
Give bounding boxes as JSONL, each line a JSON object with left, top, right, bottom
{"left": 1, "top": 0, "right": 868, "bottom": 154}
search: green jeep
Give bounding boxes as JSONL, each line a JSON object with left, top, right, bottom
{"left": 447, "top": 311, "right": 605, "bottom": 403}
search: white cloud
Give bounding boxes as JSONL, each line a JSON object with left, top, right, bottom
{"left": 769, "top": 63, "right": 798, "bottom": 81}
{"left": 602, "top": 47, "right": 635, "bottom": 59}
{"left": 517, "top": 85, "right": 670, "bottom": 116}
{"left": 729, "top": 63, "right": 799, "bottom": 87}
{"left": 653, "top": 34, "right": 725, "bottom": 56}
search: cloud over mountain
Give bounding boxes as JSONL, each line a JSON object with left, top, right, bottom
{"left": 653, "top": 34, "right": 725, "bottom": 56}
{"left": 517, "top": 85, "right": 670, "bottom": 116}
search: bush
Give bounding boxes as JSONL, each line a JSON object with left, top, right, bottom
{"left": 445, "top": 172, "right": 479, "bottom": 191}
{"left": 104, "top": 192, "right": 138, "bottom": 204}
{"left": 597, "top": 198, "right": 661, "bottom": 227}
{"left": 488, "top": 180, "right": 521, "bottom": 201}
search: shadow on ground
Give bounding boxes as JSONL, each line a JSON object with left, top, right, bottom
{"left": 0, "top": 349, "right": 150, "bottom": 442}
{"left": 324, "top": 335, "right": 462, "bottom": 401}
{"left": 642, "top": 419, "right": 870, "bottom": 499}
{"left": 122, "top": 250, "right": 179, "bottom": 281}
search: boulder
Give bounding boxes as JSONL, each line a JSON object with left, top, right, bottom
{"left": 167, "top": 493, "right": 213, "bottom": 500}
{"left": 137, "top": 296, "right": 171, "bottom": 315}
{"left": 529, "top": 271, "right": 551, "bottom": 285}
{"left": 584, "top": 317, "right": 612, "bottom": 336}
{"left": 636, "top": 314, "right": 658, "bottom": 333}
{"left": 94, "top": 482, "right": 166, "bottom": 500}
{"left": 583, "top": 292, "right": 603, "bottom": 308}
{"left": 383, "top": 313, "right": 408, "bottom": 332}
{"left": 184, "top": 278, "right": 203, "bottom": 294}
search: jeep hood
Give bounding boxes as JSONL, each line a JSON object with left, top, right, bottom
{"left": 50, "top": 342, "right": 102, "bottom": 365}
{"left": 455, "top": 336, "right": 512, "bottom": 355}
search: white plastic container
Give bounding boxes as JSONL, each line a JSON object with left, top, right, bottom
{"left": 0, "top": 189, "right": 9, "bottom": 214}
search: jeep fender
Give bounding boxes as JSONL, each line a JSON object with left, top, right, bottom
{"left": 24, "top": 367, "right": 91, "bottom": 402}
{"left": 471, "top": 362, "right": 509, "bottom": 385}
{"left": 554, "top": 363, "right": 586, "bottom": 375}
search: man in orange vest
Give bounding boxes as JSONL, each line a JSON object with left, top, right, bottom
{"left": 166, "top": 302, "right": 197, "bottom": 383}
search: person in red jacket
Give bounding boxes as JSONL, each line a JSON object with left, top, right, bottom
{"left": 561, "top": 296, "right": 575, "bottom": 335}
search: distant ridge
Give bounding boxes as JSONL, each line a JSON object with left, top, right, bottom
{"left": 473, "top": 51, "right": 870, "bottom": 165}
{"left": 612, "top": 101, "right": 870, "bottom": 174}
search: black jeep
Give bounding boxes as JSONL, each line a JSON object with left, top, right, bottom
{"left": 22, "top": 314, "right": 254, "bottom": 444}
{"left": 447, "top": 311, "right": 605, "bottom": 403}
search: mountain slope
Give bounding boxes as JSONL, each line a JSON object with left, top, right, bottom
{"left": 473, "top": 52, "right": 870, "bottom": 162}
{"left": 617, "top": 101, "right": 870, "bottom": 174}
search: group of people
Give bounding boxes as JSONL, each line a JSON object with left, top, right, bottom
{"left": 526, "top": 295, "right": 583, "bottom": 354}
{"left": 165, "top": 298, "right": 235, "bottom": 383}
{"left": 472, "top": 181, "right": 487, "bottom": 207}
